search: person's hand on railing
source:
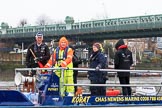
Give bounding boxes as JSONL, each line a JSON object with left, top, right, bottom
{"left": 130, "top": 66, "right": 135, "bottom": 70}
{"left": 108, "top": 66, "right": 114, "bottom": 69}
{"left": 41, "top": 70, "right": 48, "bottom": 74}
{"left": 60, "top": 61, "right": 67, "bottom": 67}
{"left": 95, "top": 66, "right": 100, "bottom": 71}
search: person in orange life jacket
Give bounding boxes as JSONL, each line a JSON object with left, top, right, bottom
{"left": 69, "top": 45, "right": 82, "bottom": 94}
{"left": 114, "top": 39, "right": 133, "bottom": 96}
{"left": 44, "top": 36, "right": 74, "bottom": 95}
{"left": 26, "top": 32, "right": 50, "bottom": 76}
{"left": 88, "top": 42, "right": 107, "bottom": 96}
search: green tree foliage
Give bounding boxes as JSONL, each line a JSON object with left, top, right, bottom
{"left": 1, "top": 22, "right": 9, "bottom": 29}
{"left": 65, "top": 16, "right": 74, "bottom": 24}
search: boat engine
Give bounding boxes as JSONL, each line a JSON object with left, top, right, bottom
{"left": 14, "top": 72, "right": 35, "bottom": 92}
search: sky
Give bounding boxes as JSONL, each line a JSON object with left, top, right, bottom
{"left": 1, "top": 0, "right": 162, "bottom": 27}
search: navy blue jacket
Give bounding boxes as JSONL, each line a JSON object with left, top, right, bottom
{"left": 88, "top": 51, "right": 107, "bottom": 82}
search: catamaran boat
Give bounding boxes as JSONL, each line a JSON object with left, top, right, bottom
{"left": 1, "top": 67, "right": 162, "bottom": 107}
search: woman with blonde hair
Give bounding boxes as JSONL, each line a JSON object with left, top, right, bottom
{"left": 88, "top": 42, "right": 108, "bottom": 96}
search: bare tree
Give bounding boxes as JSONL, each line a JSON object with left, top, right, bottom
{"left": 19, "top": 19, "right": 27, "bottom": 27}
{"left": 36, "top": 14, "right": 52, "bottom": 26}
{"left": 103, "top": 42, "right": 114, "bottom": 59}
{"left": 55, "top": 20, "right": 64, "bottom": 24}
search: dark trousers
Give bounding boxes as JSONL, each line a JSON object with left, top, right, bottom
{"left": 90, "top": 79, "right": 106, "bottom": 96}
{"left": 119, "top": 77, "right": 131, "bottom": 96}
{"left": 73, "top": 70, "right": 78, "bottom": 93}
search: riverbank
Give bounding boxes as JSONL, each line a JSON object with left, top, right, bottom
{"left": 0, "top": 62, "right": 25, "bottom": 81}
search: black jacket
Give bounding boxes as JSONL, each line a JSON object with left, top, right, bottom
{"left": 73, "top": 52, "right": 82, "bottom": 68}
{"left": 26, "top": 42, "right": 50, "bottom": 68}
{"left": 114, "top": 39, "right": 133, "bottom": 77}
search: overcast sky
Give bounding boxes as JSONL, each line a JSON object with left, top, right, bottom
{"left": 1, "top": 0, "right": 162, "bottom": 27}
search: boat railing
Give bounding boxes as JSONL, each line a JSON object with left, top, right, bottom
{"left": 15, "top": 67, "right": 162, "bottom": 73}
{"left": 13, "top": 67, "right": 162, "bottom": 106}
{"left": 15, "top": 67, "right": 162, "bottom": 88}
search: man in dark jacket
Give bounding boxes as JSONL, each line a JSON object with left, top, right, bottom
{"left": 26, "top": 32, "right": 50, "bottom": 76}
{"left": 114, "top": 39, "right": 133, "bottom": 96}
{"left": 69, "top": 45, "right": 82, "bottom": 93}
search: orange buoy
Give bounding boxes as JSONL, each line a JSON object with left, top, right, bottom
{"left": 106, "top": 88, "right": 120, "bottom": 96}
{"left": 75, "top": 86, "right": 83, "bottom": 96}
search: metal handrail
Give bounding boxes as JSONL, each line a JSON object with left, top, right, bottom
{"left": 15, "top": 67, "right": 162, "bottom": 73}
{"left": 15, "top": 67, "right": 162, "bottom": 88}
{"left": 64, "top": 84, "right": 162, "bottom": 87}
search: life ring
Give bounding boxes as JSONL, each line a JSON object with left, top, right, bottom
{"left": 106, "top": 88, "right": 120, "bottom": 96}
